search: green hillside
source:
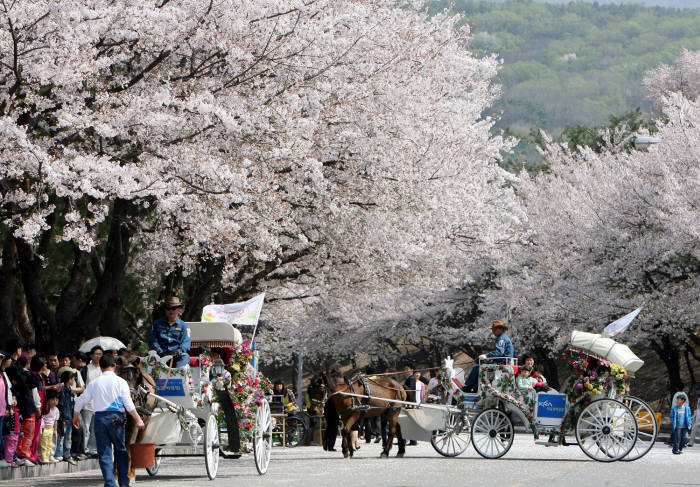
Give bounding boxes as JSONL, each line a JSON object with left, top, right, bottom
{"left": 431, "top": 0, "right": 700, "bottom": 138}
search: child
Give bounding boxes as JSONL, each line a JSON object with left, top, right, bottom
{"left": 3, "top": 396, "right": 21, "bottom": 467}
{"left": 670, "top": 392, "right": 692, "bottom": 454}
{"left": 515, "top": 365, "right": 538, "bottom": 391}
{"left": 55, "top": 371, "right": 77, "bottom": 464}
{"left": 40, "top": 390, "right": 60, "bottom": 464}
{"left": 531, "top": 366, "right": 550, "bottom": 392}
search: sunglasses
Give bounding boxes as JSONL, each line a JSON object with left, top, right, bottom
{"left": 166, "top": 306, "right": 182, "bottom": 311}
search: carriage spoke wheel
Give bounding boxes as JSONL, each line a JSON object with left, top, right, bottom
{"left": 146, "top": 448, "right": 162, "bottom": 476}
{"left": 471, "top": 408, "right": 514, "bottom": 459}
{"left": 204, "top": 414, "right": 220, "bottom": 480}
{"left": 431, "top": 412, "right": 471, "bottom": 457}
{"left": 254, "top": 399, "right": 273, "bottom": 475}
{"left": 620, "top": 396, "right": 657, "bottom": 461}
{"left": 576, "top": 398, "right": 637, "bottom": 462}
{"left": 285, "top": 415, "right": 307, "bottom": 447}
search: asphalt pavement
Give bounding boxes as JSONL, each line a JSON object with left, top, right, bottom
{"left": 4, "top": 436, "right": 699, "bottom": 487}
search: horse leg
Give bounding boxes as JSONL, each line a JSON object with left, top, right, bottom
{"left": 343, "top": 414, "right": 359, "bottom": 459}
{"left": 395, "top": 418, "right": 406, "bottom": 457}
{"left": 381, "top": 410, "right": 395, "bottom": 458}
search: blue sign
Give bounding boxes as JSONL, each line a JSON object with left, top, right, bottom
{"left": 155, "top": 378, "right": 186, "bottom": 397}
{"left": 537, "top": 394, "right": 566, "bottom": 418}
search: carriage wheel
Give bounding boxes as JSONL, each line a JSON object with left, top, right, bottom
{"left": 575, "top": 398, "right": 637, "bottom": 462}
{"left": 146, "top": 448, "right": 162, "bottom": 476}
{"left": 471, "top": 408, "right": 514, "bottom": 459}
{"left": 285, "top": 415, "right": 306, "bottom": 448}
{"left": 254, "top": 399, "right": 273, "bottom": 475}
{"left": 204, "top": 414, "right": 220, "bottom": 480}
{"left": 620, "top": 396, "right": 657, "bottom": 461}
{"left": 431, "top": 411, "right": 471, "bottom": 457}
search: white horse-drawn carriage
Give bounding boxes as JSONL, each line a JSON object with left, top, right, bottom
{"left": 135, "top": 321, "right": 272, "bottom": 479}
{"left": 349, "top": 331, "right": 657, "bottom": 462}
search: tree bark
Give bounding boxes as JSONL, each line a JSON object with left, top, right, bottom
{"left": 15, "top": 237, "right": 57, "bottom": 351}
{"left": 533, "top": 346, "right": 560, "bottom": 390}
{"left": 650, "top": 335, "right": 684, "bottom": 395}
{"left": 182, "top": 259, "right": 225, "bottom": 322}
{"left": 74, "top": 198, "right": 134, "bottom": 340}
{"left": 0, "top": 235, "right": 19, "bottom": 335}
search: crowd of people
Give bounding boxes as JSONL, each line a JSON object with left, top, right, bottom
{"left": 0, "top": 338, "right": 134, "bottom": 469}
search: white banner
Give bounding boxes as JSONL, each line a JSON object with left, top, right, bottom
{"left": 201, "top": 293, "right": 266, "bottom": 326}
{"left": 603, "top": 307, "right": 643, "bottom": 337}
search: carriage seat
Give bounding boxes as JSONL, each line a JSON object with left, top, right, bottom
{"left": 189, "top": 357, "right": 200, "bottom": 367}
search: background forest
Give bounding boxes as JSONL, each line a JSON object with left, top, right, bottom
{"left": 430, "top": 0, "right": 700, "bottom": 165}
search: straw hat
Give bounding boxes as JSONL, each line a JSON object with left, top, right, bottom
{"left": 490, "top": 320, "right": 508, "bottom": 331}
{"left": 164, "top": 296, "right": 184, "bottom": 309}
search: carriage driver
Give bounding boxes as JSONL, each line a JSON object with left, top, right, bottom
{"left": 148, "top": 296, "right": 192, "bottom": 368}
{"left": 462, "top": 320, "right": 514, "bottom": 393}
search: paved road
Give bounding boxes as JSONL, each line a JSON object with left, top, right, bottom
{"left": 5, "top": 437, "right": 699, "bottom": 487}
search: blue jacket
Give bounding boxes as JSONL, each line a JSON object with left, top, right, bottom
{"left": 486, "top": 332, "right": 514, "bottom": 363}
{"left": 58, "top": 386, "right": 75, "bottom": 422}
{"left": 149, "top": 317, "right": 192, "bottom": 356}
{"left": 671, "top": 405, "right": 693, "bottom": 430}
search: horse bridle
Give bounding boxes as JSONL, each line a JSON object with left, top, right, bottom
{"left": 119, "top": 364, "right": 154, "bottom": 417}
{"left": 310, "top": 381, "right": 328, "bottom": 409}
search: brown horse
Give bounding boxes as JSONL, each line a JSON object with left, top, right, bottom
{"left": 325, "top": 374, "right": 406, "bottom": 458}
{"left": 116, "top": 356, "right": 158, "bottom": 484}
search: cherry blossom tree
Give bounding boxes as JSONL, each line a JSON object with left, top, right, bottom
{"left": 482, "top": 51, "right": 700, "bottom": 393}
{"left": 1, "top": 0, "right": 525, "bottom": 353}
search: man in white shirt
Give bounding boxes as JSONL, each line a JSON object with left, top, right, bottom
{"left": 73, "top": 355, "right": 144, "bottom": 487}
{"left": 81, "top": 346, "right": 104, "bottom": 457}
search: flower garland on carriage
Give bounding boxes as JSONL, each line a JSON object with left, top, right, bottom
{"left": 211, "top": 340, "right": 272, "bottom": 451}
{"left": 149, "top": 339, "right": 272, "bottom": 453}
{"left": 559, "top": 347, "right": 630, "bottom": 432}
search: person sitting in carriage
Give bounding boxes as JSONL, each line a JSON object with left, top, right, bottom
{"left": 462, "top": 320, "right": 514, "bottom": 393}
{"left": 148, "top": 296, "right": 192, "bottom": 368}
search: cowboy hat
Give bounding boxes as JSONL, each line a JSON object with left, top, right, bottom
{"left": 490, "top": 320, "right": 508, "bottom": 331}
{"left": 164, "top": 296, "right": 184, "bottom": 309}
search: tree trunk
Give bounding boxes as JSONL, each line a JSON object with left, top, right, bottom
{"left": 15, "top": 238, "right": 57, "bottom": 351}
{"left": 534, "top": 346, "right": 560, "bottom": 390}
{"left": 651, "top": 335, "right": 684, "bottom": 395}
{"left": 74, "top": 198, "right": 134, "bottom": 341}
{"left": 0, "top": 235, "right": 19, "bottom": 335}
{"left": 182, "top": 259, "right": 225, "bottom": 322}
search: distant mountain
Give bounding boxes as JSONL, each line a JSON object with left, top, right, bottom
{"left": 475, "top": 0, "right": 698, "bottom": 9}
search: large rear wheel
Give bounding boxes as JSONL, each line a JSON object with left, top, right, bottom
{"left": 620, "top": 396, "right": 657, "bottom": 461}
{"left": 576, "top": 398, "right": 637, "bottom": 462}
{"left": 431, "top": 411, "right": 471, "bottom": 457}
{"left": 254, "top": 399, "right": 272, "bottom": 475}
{"left": 285, "top": 415, "right": 306, "bottom": 447}
{"left": 471, "top": 408, "right": 513, "bottom": 459}
{"left": 204, "top": 414, "right": 220, "bottom": 480}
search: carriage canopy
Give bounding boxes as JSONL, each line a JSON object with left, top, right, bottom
{"left": 570, "top": 330, "right": 644, "bottom": 373}
{"left": 187, "top": 321, "right": 243, "bottom": 349}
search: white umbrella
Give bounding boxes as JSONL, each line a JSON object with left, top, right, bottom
{"left": 79, "top": 336, "right": 127, "bottom": 353}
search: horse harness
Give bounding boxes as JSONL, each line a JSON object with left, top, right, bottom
{"left": 337, "top": 374, "right": 399, "bottom": 414}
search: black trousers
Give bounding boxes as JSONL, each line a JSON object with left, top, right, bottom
{"left": 323, "top": 400, "right": 339, "bottom": 450}
{"left": 217, "top": 390, "right": 240, "bottom": 452}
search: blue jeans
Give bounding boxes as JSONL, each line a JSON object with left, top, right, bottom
{"left": 173, "top": 353, "right": 190, "bottom": 368}
{"left": 55, "top": 420, "right": 72, "bottom": 460}
{"left": 464, "top": 365, "right": 480, "bottom": 392}
{"left": 94, "top": 412, "right": 129, "bottom": 487}
{"left": 673, "top": 428, "right": 688, "bottom": 453}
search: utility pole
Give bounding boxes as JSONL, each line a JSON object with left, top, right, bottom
{"left": 296, "top": 350, "right": 304, "bottom": 410}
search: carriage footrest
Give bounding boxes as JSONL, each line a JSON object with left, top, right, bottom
{"left": 534, "top": 441, "right": 560, "bottom": 447}
{"left": 219, "top": 449, "right": 243, "bottom": 459}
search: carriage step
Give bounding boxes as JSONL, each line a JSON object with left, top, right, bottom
{"left": 220, "top": 450, "right": 243, "bottom": 459}
{"left": 534, "top": 441, "right": 560, "bottom": 447}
